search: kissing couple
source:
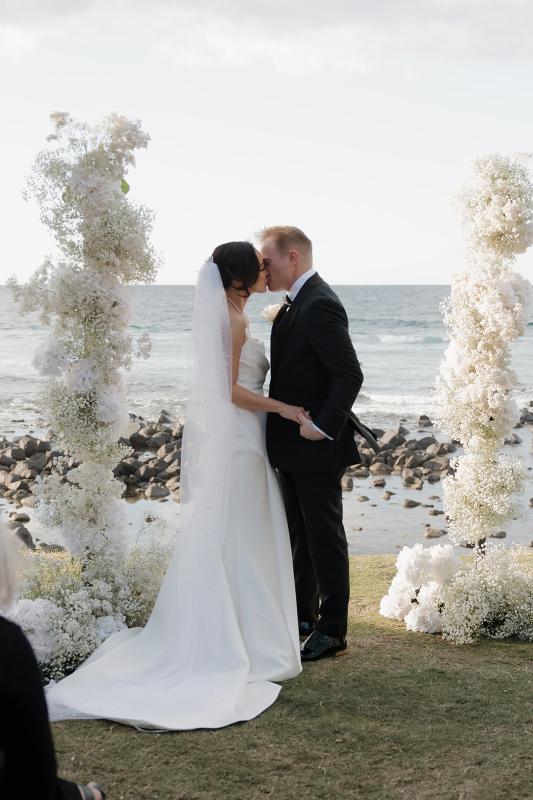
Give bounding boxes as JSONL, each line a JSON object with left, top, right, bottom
{"left": 46, "top": 225, "right": 364, "bottom": 730}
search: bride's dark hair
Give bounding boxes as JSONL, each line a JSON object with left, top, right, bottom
{"left": 211, "top": 241, "right": 260, "bottom": 297}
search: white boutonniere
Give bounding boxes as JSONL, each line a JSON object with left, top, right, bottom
{"left": 261, "top": 303, "right": 283, "bottom": 323}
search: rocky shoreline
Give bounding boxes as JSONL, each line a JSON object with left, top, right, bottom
{"left": 341, "top": 407, "right": 533, "bottom": 550}
{"left": 2, "top": 406, "right": 533, "bottom": 552}
{"left": 0, "top": 410, "right": 183, "bottom": 550}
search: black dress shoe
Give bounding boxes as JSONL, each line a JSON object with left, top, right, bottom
{"left": 300, "top": 630, "right": 347, "bottom": 662}
{"left": 298, "top": 621, "right": 316, "bottom": 639}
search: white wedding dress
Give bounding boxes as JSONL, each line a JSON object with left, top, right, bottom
{"left": 45, "top": 262, "right": 302, "bottom": 730}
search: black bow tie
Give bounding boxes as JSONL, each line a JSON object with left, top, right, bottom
{"left": 284, "top": 294, "right": 292, "bottom": 305}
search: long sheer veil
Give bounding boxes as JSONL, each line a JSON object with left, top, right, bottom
{"left": 129, "top": 256, "right": 242, "bottom": 678}
{"left": 179, "top": 258, "right": 233, "bottom": 546}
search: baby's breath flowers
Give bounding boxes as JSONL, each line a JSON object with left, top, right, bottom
{"left": 458, "top": 154, "right": 533, "bottom": 259}
{"left": 379, "top": 542, "right": 533, "bottom": 642}
{"left": 437, "top": 154, "right": 533, "bottom": 551}
{"left": 7, "top": 112, "right": 169, "bottom": 676}
{"left": 440, "top": 545, "right": 533, "bottom": 644}
{"left": 12, "top": 527, "right": 174, "bottom": 680}
{"left": 8, "top": 111, "right": 159, "bottom": 575}
{"left": 381, "top": 154, "right": 533, "bottom": 643}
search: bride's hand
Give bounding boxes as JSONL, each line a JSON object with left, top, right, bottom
{"left": 278, "top": 404, "right": 308, "bottom": 423}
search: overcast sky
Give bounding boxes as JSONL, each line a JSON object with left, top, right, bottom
{"left": 2, "top": 0, "right": 533, "bottom": 285}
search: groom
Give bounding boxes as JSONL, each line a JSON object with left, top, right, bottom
{"left": 260, "top": 226, "right": 363, "bottom": 662}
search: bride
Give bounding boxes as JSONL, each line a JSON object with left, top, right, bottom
{"left": 45, "top": 242, "right": 303, "bottom": 730}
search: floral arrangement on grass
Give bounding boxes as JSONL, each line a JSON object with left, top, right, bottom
{"left": 439, "top": 545, "right": 533, "bottom": 643}
{"left": 380, "top": 543, "right": 533, "bottom": 643}
{"left": 381, "top": 154, "right": 533, "bottom": 643}
{"left": 13, "top": 517, "right": 174, "bottom": 680}
{"left": 7, "top": 112, "right": 171, "bottom": 677}
{"left": 379, "top": 543, "right": 460, "bottom": 634}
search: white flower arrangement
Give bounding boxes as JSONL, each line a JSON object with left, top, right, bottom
{"left": 11, "top": 597, "right": 61, "bottom": 664}
{"left": 379, "top": 542, "right": 533, "bottom": 642}
{"left": 436, "top": 155, "right": 533, "bottom": 552}
{"left": 458, "top": 154, "right": 533, "bottom": 259}
{"left": 10, "top": 517, "right": 175, "bottom": 680}
{"left": 381, "top": 154, "right": 533, "bottom": 644}
{"left": 442, "top": 453, "right": 525, "bottom": 547}
{"left": 7, "top": 112, "right": 159, "bottom": 565}
{"left": 379, "top": 544, "right": 460, "bottom": 634}
{"left": 7, "top": 112, "right": 170, "bottom": 676}
{"left": 261, "top": 303, "right": 283, "bottom": 323}
{"left": 440, "top": 545, "right": 533, "bottom": 644}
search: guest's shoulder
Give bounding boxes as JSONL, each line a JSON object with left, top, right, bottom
{"left": 0, "top": 615, "right": 38, "bottom": 678}
{"left": 0, "top": 615, "right": 18, "bottom": 632}
{"left": 0, "top": 615, "right": 26, "bottom": 647}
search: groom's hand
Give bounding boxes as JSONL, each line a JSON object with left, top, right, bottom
{"left": 297, "top": 412, "right": 326, "bottom": 440}
{"left": 278, "top": 404, "right": 307, "bottom": 423}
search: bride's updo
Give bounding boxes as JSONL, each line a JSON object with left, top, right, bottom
{"left": 211, "top": 241, "right": 260, "bottom": 297}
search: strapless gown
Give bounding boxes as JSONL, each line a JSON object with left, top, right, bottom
{"left": 45, "top": 332, "right": 302, "bottom": 730}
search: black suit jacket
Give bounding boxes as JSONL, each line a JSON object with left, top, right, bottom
{"left": 266, "top": 273, "right": 363, "bottom": 473}
{"left": 0, "top": 616, "right": 76, "bottom": 798}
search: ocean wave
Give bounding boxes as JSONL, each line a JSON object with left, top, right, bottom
{"left": 376, "top": 334, "right": 448, "bottom": 344}
{"left": 352, "top": 319, "right": 436, "bottom": 327}
{"left": 356, "top": 392, "right": 439, "bottom": 412}
{"left": 512, "top": 388, "right": 533, "bottom": 406}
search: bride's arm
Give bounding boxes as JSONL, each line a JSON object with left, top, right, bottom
{"left": 228, "top": 308, "right": 304, "bottom": 421}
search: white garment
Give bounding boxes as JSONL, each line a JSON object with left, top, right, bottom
{"left": 287, "top": 267, "right": 316, "bottom": 302}
{"left": 45, "top": 264, "right": 301, "bottom": 731}
{"left": 286, "top": 268, "right": 332, "bottom": 441}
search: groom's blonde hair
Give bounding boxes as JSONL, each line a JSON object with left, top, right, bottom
{"left": 258, "top": 226, "right": 312, "bottom": 256}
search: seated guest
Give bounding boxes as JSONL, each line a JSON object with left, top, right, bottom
{"left": 0, "top": 516, "right": 106, "bottom": 800}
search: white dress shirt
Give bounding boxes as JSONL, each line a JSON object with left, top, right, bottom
{"left": 287, "top": 267, "right": 317, "bottom": 302}
{"left": 287, "top": 268, "right": 333, "bottom": 441}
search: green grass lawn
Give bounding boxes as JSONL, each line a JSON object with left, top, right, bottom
{"left": 52, "top": 556, "right": 533, "bottom": 800}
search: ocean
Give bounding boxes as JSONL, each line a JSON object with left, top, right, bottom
{"left": 2, "top": 283, "right": 533, "bottom": 552}
{"left": 1, "top": 284, "right": 533, "bottom": 436}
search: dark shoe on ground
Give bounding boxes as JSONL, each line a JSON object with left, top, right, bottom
{"left": 300, "top": 630, "right": 347, "bottom": 662}
{"left": 298, "top": 621, "right": 316, "bottom": 639}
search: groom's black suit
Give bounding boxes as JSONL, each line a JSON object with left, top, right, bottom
{"left": 266, "top": 272, "right": 363, "bottom": 639}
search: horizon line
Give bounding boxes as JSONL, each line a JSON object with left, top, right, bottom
{"left": 0, "top": 282, "right": 453, "bottom": 288}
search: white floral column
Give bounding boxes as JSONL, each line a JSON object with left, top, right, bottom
{"left": 9, "top": 112, "right": 158, "bottom": 582}
{"left": 380, "top": 155, "right": 533, "bottom": 644}
{"left": 436, "top": 154, "right": 533, "bottom": 554}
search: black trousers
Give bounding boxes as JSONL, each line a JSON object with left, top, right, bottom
{"left": 278, "top": 468, "right": 349, "bottom": 639}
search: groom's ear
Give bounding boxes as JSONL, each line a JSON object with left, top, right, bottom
{"left": 288, "top": 249, "right": 299, "bottom": 265}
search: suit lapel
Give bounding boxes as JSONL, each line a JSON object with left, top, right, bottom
{"left": 270, "top": 273, "right": 323, "bottom": 377}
